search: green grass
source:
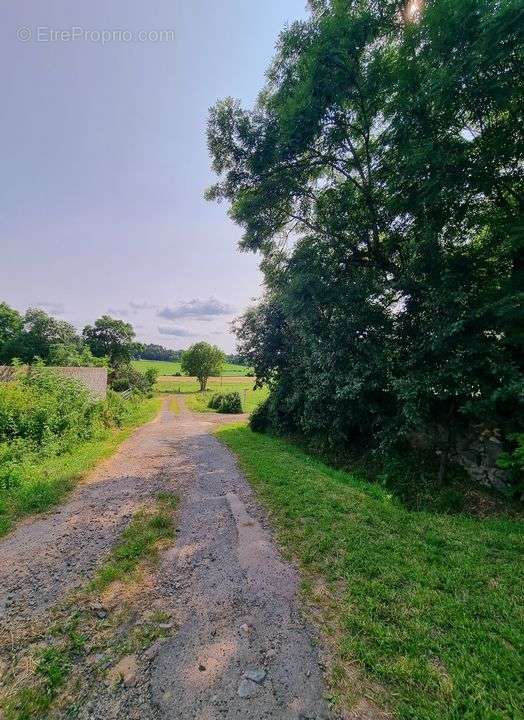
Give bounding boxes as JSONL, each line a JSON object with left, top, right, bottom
{"left": 89, "top": 493, "right": 177, "bottom": 591}
{"left": 132, "top": 359, "right": 252, "bottom": 376}
{"left": 0, "top": 397, "right": 161, "bottom": 537}
{"left": 153, "top": 376, "right": 268, "bottom": 414}
{"left": 4, "top": 637, "right": 80, "bottom": 720}
{"left": 216, "top": 424, "right": 524, "bottom": 720}
{"left": 184, "top": 383, "right": 269, "bottom": 414}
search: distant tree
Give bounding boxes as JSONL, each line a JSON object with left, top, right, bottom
{"left": 134, "top": 343, "right": 182, "bottom": 362}
{"left": 83, "top": 315, "right": 135, "bottom": 367}
{"left": 181, "top": 342, "right": 225, "bottom": 391}
{"left": 3, "top": 308, "right": 80, "bottom": 363}
{"left": 0, "top": 302, "right": 23, "bottom": 361}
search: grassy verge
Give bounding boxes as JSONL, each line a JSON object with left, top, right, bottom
{"left": 216, "top": 423, "right": 524, "bottom": 720}
{"left": 0, "top": 397, "right": 161, "bottom": 536}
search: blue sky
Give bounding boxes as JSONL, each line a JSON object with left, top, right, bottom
{"left": 0, "top": 1, "right": 307, "bottom": 351}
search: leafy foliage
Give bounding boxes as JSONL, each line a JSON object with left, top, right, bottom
{"left": 208, "top": 0, "right": 524, "bottom": 487}
{"left": 83, "top": 315, "right": 136, "bottom": 367}
{"left": 0, "top": 302, "right": 110, "bottom": 368}
{"left": 0, "top": 368, "right": 144, "bottom": 493}
{"left": 108, "top": 364, "right": 156, "bottom": 396}
{"left": 181, "top": 342, "right": 225, "bottom": 391}
{"left": 208, "top": 391, "right": 242, "bottom": 413}
{"left": 134, "top": 343, "right": 183, "bottom": 362}
{"left": 0, "top": 307, "right": 81, "bottom": 364}
{"left": 0, "top": 302, "right": 23, "bottom": 351}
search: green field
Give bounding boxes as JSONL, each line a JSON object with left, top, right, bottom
{"left": 132, "top": 359, "right": 252, "bottom": 376}
{"left": 155, "top": 376, "right": 268, "bottom": 414}
{"left": 216, "top": 424, "right": 524, "bottom": 720}
{"left": 185, "top": 383, "right": 268, "bottom": 414}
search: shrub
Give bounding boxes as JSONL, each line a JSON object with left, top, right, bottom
{"left": 218, "top": 392, "right": 242, "bottom": 414}
{"left": 109, "top": 365, "right": 155, "bottom": 396}
{"left": 0, "top": 370, "right": 142, "bottom": 493}
{"left": 208, "top": 394, "right": 223, "bottom": 410}
{"left": 0, "top": 368, "right": 94, "bottom": 450}
{"left": 144, "top": 367, "right": 159, "bottom": 387}
{"left": 207, "top": 392, "right": 242, "bottom": 413}
{"left": 249, "top": 397, "right": 271, "bottom": 433}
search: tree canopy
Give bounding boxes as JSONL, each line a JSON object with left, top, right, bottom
{"left": 82, "top": 315, "right": 136, "bottom": 367}
{"left": 181, "top": 342, "right": 225, "bottom": 391}
{"left": 0, "top": 306, "right": 81, "bottom": 364}
{"left": 208, "top": 0, "right": 524, "bottom": 484}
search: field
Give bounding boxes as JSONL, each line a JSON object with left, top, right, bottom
{"left": 155, "top": 375, "right": 268, "bottom": 414}
{"left": 132, "top": 359, "right": 252, "bottom": 376}
{"left": 216, "top": 424, "right": 524, "bottom": 720}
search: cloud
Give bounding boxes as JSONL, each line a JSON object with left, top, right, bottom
{"left": 158, "top": 297, "right": 235, "bottom": 322}
{"left": 129, "top": 301, "right": 159, "bottom": 311}
{"left": 108, "top": 307, "right": 132, "bottom": 317}
{"left": 158, "top": 326, "right": 195, "bottom": 337}
{"left": 36, "top": 301, "right": 65, "bottom": 315}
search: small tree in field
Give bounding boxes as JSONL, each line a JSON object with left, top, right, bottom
{"left": 181, "top": 342, "right": 224, "bottom": 391}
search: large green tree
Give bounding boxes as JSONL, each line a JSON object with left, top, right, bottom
{"left": 82, "top": 315, "right": 136, "bottom": 366}
{"left": 208, "top": 0, "right": 524, "bottom": 478}
{"left": 181, "top": 342, "right": 225, "bottom": 391}
{"left": 1, "top": 307, "right": 80, "bottom": 364}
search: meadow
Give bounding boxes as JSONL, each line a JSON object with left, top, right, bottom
{"left": 155, "top": 375, "right": 268, "bottom": 414}
{"left": 132, "top": 359, "right": 252, "bottom": 376}
{"left": 216, "top": 423, "right": 524, "bottom": 720}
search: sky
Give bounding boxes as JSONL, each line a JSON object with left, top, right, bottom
{"left": 0, "top": 1, "right": 307, "bottom": 352}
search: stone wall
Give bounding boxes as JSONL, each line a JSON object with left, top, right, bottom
{"left": 457, "top": 429, "right": 508, "bottom": 490}
{"left": 0, "top": 366, "right": 108, "bottom": 400}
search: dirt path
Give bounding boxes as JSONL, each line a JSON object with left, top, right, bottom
{"left": 0, "top": 398, "right": 333, "bottom": 719}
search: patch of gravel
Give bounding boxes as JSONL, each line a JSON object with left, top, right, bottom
{"left": 0, "top": 398, "right": 335, "bottom": 719}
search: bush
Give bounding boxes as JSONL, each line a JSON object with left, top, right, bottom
{"left": 208, "top": 394, "right": 223, "bottom": 410}
{"left": 249, "top": 397, "right": 271, "bottom": 433}
{"left": 0, "top": 370, "right": 143, "bottom": 493}
{"left": 109, "top": 364, "right": 155, "bottom": 396}
{"left": 208, "top": 392, "right": 243, "bottom": 414}
{"left": 0, "top": 368, "right": 94, "bottom": 451}
{"left": 219, "top": 392, "right": 242, "bottom": 414}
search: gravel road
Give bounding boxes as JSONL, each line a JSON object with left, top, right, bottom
{"left": 0, "top": 398, "right": 333, "bottom": 719}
